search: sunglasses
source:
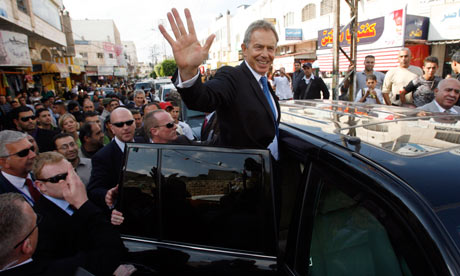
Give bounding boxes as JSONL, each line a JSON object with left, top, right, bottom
{"left": 20, "top": 115, "right": 36, "bottom": 122}
{"left": 37, "top": 172, "right": 68, "bottom": 184}
{"left": 154, "top": 122, "right": 175, "bottom": 129}
{"left": 14, "top": 213, "right": 42, "bottom": 249}
{"left": 2, "top": 146, "right": 35, "bottom": 158}
{"left": 112, "top": 120, "right": 134, "bottom": 128}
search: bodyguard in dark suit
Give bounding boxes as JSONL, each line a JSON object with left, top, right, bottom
{"left": 294, "top": 62, "right": 330, "bottom": 100}
{"left": 31, "top": 152, "right": 124, "bottom": 275}
{"left": 87, "top": 107, "right": 136, "bottom": 208}
{"left": 160, "top": 9, "right": 280, "bottom": 159}
{"left": 200, "top": 111, "right": 218, "bottom": 143}
{"left": 0, "top": 130, "right": 39, "bottom": 206}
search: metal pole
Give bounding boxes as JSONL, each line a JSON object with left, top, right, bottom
{"left": 348, "top": 0, "right": 358, "bottom": 101}
{"left": 332, "top": 0, "right": 340, "bottom": 100}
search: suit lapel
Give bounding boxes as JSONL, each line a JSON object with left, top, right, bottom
{"left": 240, "top": 62, "right": 279, "bottom": 123}
{"left": 0, "top": 172, "right": 22, "bottom": 194}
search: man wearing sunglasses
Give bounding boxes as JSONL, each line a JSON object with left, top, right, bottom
{"left": 0, "top": 130, "right": 39, "bottom": 206}
{"left": 27, "top": 152, "right": 124, "bottom": 275}
{"left": 12, "top": 106, "right": 60, "bottom": 153}
{"left": 88, "top": 107, "right": 137, "bottom": 208}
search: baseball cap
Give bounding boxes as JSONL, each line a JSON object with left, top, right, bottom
{"left": 302, "top": 62, "right": 312, "bottom": 69}
{"left": 159, "top": 101, "right": 173, "bottom": 110}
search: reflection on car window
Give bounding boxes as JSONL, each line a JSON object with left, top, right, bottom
{"left": 120, "top": 147, "right": 158, "bottom": 238}
{"left": 160, "top": 149, "right": 272, "bottom": 254}
{"left": 308, "top": 180, "right": 413, "bottom": 276}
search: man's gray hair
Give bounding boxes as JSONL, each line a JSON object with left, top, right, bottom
{"left": 243, "top": 20, "right": 279, "bottom": 46}
{"left": 399, "top": 47, "right": 412, "bottom": 56}
{"left": 452, "top": 50, "right": 460, "bottom": 63}
{"left": 0, "top": 130, "right": 27, "bottom": 157}
{"left": 143, "top": 110, "right": 167, "bottom": 139}
{"left": 133, "top": 89, "right": 145, "bottom": 98}
{"left": 0, "top": 193, "right": 29, "bottom": 268}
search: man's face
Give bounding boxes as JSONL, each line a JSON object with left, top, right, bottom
{"left": 364, "top": 57, "right": 375, "bottom": 72}
{"left": 55, "top": 136, "right": 79, "bottom": 162}
{"left": 133, "top": 113, "right": 142, "bottom": 128}
{"left": 170, "top": 106, "right": 180, "bottom": 122}
{"left": 151, "top": 112, "right": 177, "bottom": 143}
{"left": 0, "top": 96, "right": 6, "bottom": 104}
{"left": 88, "top": 123, "right": 104, "bottom": 146}
{"left": 451, "top": 61, "right": 459, "bottom": 74}
{"left": 84, "top": 115, "right": 100, "bottom": 125}
{"left": 0, "top": 138, "right": 36, "bottom": 177}
{"left": 241, "top": 28, "right": 277, "bottom": 75}
{"left": 109, "top": 101, "right": 120, "bottom": 112}
{"left": 6, "top": 95, "right": 12, "bottom": 102}
{"left": 110, "top": 108, "right": 135, "bottom": 142}
{"left": 294, "top": 63, "right": 301, "bottom": 71}
{"left": 366, "top": 79, "right": 377, "bottom": 90}
{"left": 303, "top": 66, "right": 312, "bottom": 78}
{"left": 36, "top": 159, "right": 71, "bottom": 199}
{"left": 37, "top": 110, "right": 52, "bottom": 126}
{"left": 19, "top": 97, "right": 26, "bottom": 106}
{"left": 11, "top": 101, "right": 19, "bottom": 108}
{"left": 134, "top": 94, "right": 145, "bottom": 106}
{"left": 398, "top": 50, "right": 411, "bottom": 68}
{"left": 435, "top": 79, "right": 460, "bottom": 110}
{"left": 83, "top": 100, "right": 94, "bottom": 112}
{"left": 16, "top": 111, "right": 37, "bottom": 132}
{"left": 423, "top": 62, "right": 438, "bottom": 80}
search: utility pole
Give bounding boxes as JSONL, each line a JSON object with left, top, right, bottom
{"left": 331, "top": 0, "right": 359, "bottom": 101}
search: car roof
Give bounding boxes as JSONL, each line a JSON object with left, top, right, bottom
{"left": 280, "top": 100, "right": 460, "bottom": 208}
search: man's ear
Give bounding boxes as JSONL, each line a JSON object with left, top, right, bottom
{"left": 241, "top": 43, "right": 247, "bottom": 58}
{"left": 13, "top": 119, "right": 20, "bottom": 129}
{"left": 35, "top": 180, "right": 46, "bottom": 193}
{"left": 21, "top": 237, "right": 34, "bottom": 255}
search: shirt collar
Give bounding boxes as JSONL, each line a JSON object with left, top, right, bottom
{"left": 1, "top": 172, "right": 33, "bottom": 189}
{"left": 114, "top": 136, "right": 128, "bottom": 153}
{"left": 43, "top": 194, "right": 73, "bottom": 215}
{"left": 303, "top": 74, "right": 315, "bottom": 81}
{"left": 244, "top": 60, "right": 265, "bottom": 82}
{"left": 434, "top": 100, "right": 458, "bottom": 114}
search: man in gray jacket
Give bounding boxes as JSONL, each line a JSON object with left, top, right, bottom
{"left": 418, "top": 78, "right": 460, "bottom": 113}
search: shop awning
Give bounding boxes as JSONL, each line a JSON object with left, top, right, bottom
{"left": 32, "top": 61, "right": 70, "bottom": 77}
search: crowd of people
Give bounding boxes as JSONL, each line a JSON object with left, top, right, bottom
{"left": 1, "top": 6, "right": 460, "bottom": 275}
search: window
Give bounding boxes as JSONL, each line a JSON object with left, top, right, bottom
{"left": 320, "top": 0, "right": 333, "bottom": 16}
{"left": 109, "top": 53, "right": 114, "bottom": 59}
{"left": 17, "top": 0, "right": 28, "bottom": 13}
{"left": 302, "top": 4, "right": 316, "bottom": 21}
{"left": 284, "top": 12, "right": 294, "bottom": 27}
{"left": 80, "top": 52, "right": 88, "bottom": 58}
{"left": 97, "top": 53, "right": 104, "bottom": 59}
{"left": 120, "top": 145, "right": 275, "bottom": 255}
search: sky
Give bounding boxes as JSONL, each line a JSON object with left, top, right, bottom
{"left": 63, "top": 0, "right": 258, "bottom": 63}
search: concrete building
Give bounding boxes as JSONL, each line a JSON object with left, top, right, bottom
{"left": 72, "top": 19, "right": 127, "bottom": 82}
{"left": 0, "top": 0, "right": 74, "bottom": 95}
{"left": 122, "top": 41, "right": 139, "bottom": 78}
{"left": 137, "top": 62, "right": 152, "bottom": 79}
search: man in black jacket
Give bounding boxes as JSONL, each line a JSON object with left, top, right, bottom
{"left": 294, "top": 62, "right": 330, "bottom": 100}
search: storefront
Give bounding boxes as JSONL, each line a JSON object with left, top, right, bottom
{"left": 427, "top": 2, "right": 460, "bottom": 77}
{"left": 0, "top": 30, "right": 32, "bottom": 96}
{"left": 316, "top": 9, "right": 429, "bottom": 73}
{"left": 31, "top": 60, "right": 70, "bottom": 94}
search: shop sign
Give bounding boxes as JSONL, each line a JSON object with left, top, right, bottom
{"left": 98, "top": 65, "right": 113, "bottom": 76}
{"left": 286, "top": 29, "right": 302, "bottom": 40}
{"left": 114, "top": 67, "right": 127, "bottom": 76}
{"left": 428, "top": 2, "right": 460, "bottom": 41}
{"left": 405, "top": 15, "right": 429, "bottom": 40}
{"left": 0, "top": 30, "right": 32, "bottom": 67}
{"left": 32, "top": 0, "right": 61, "bottom": 31}
{"left": 56, "top": 63, "right": 69, "bottom": 78}
{"left": 85, "top": 66, "right": 98, "bottom": 76}
{"left": 317, "top": 9, "right": 405, "bottom": 51}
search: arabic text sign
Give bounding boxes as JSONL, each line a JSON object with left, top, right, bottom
{"left": 285, "top": 29, "right": 302, "bottom": 40}
{"left": 428, "top": 3, "right": 460, "bottom": 40}
{"left": 0, "top": 31, "right": 31, "bottom": 67}
{"left": 317, "top": 17, "right": 385, "bottom": 50}
{"left": 405, "top": 15, "right": 429, "bottom": 40}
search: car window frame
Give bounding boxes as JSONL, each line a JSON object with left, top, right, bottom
{"left": 119, "top": 142, "right": 277, "bottom": 256}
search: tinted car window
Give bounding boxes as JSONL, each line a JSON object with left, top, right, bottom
{"left": 120, "top": 146, "right": 159, "bottom": 238}
{"left": 160, "top": 148, "right": 274, "bottom": 254}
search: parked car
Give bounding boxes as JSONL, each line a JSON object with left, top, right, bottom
{"left": 117, "top": 100, "right": 460, "bottom": 275}
{"left": 135, "top": 81, "right": 155, "bottom": 93}
{"left": 154, "top": 78, "right": 172, "bottom": 92}
{"left": 158, "top": 83, "right": 176, "bottom": 102}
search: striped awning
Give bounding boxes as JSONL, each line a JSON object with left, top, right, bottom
{"left": 316, "top": 47, "right": 401, "bottom": 72}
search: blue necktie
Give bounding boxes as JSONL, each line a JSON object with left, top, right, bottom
{"left": 260, "top": 76, "right": 279, "bottom": 138}
{"left": 260, "top": 76, "right": 277, "bottom": 122}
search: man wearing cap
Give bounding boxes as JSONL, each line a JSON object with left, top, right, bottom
{"left": 52, "top": 100, "right": 67, "bottom": 121}
{"left": 160, "top": 10, "right": 280, "bottom": 159}
{"left": 294, "top": 63, "right": 329, "bottom": 100}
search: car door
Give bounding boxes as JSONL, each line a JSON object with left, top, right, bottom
{"left": 118, "top": 143, "right": 278, "bottom": 276}
{"left": 282, "top": 145, "right": 454, "bottom": 276}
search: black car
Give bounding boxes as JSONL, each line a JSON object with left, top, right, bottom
{"left": 117, "top": 100, "right": 460, "bottom": 275}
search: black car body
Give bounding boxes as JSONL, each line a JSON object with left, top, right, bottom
{"left": 118, "top": 100, "right": 460, "bottom": 275}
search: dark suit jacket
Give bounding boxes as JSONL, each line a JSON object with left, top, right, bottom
{"left": 174, "top": 61, "right": 280, "bottom": 149}
{"left": 0, "top": 259, "right": 78, "bottom": 276}
{"left": 200, "top": 112, "right": 219, "bottom": 143}
{"left": 294, "top": 76, "right": 330, "bottom": 100}
{"left": 87, "top": 140, "right": 123, "bottom": 208}
{"left": 32, "top": 198, "right": 123, "bottom": 276}
{"left": 0, "top": 172, "right": 36, "bottom": 205}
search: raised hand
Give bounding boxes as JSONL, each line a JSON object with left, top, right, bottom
{"left": 159, "top": 8, "right": 215, "bottom": 81}
{"left": 63, "top": 162, "right": 88, "bottom": 209}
